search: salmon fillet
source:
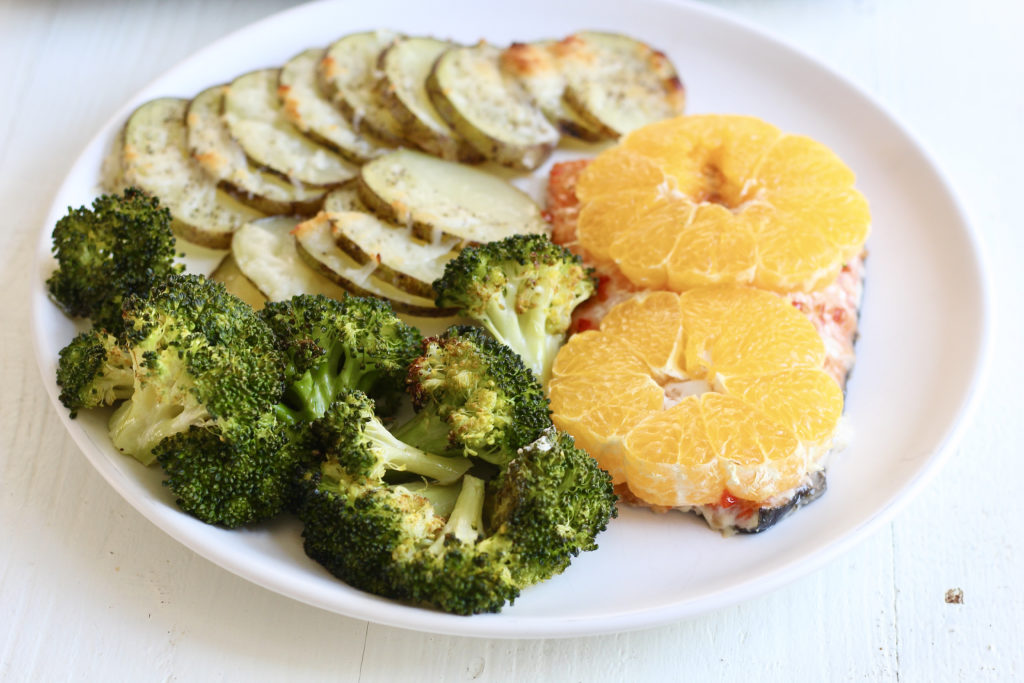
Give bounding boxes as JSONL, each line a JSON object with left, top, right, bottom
{"left": 545, "top": 160, "right": 865, "bottom": 533}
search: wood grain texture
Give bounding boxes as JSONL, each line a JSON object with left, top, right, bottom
{"left": 1, "top": 0, "right": 1020, "bottom": 681}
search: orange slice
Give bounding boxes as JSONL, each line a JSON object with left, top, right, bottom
{"left": 574, "top": 114, "right": 870, "bottom": 292}
{"left": 547, "top": 286, "right": 843, "bottom": 506}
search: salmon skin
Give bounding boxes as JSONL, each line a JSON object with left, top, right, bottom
{"left": 545, "top": 160, "right": 864, "bottom": 534}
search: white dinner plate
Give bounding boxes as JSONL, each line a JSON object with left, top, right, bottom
{"left": 32, "top": 0, "right": 990, "bottom": 638}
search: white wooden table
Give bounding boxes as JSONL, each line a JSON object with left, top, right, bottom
{"left": 2, "top": 0, "right": 1020, "bottom": 679}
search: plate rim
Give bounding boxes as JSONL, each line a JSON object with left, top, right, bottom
{"left": 30, "top": 0, "right": 993, "bottom": 638}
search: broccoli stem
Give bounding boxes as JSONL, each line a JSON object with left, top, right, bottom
{"left": 516, "top": 287, "right": 560, "bottom": 384}
{"left": 430, "top": 475, "right": 485, "bottom": 552}
{"left": 276, "top": 347, "right": 379, "bottom": 425}
{"left": 481, "top": 286, "right": 561, "bottom": 383}
{"left": 481, "top": 294, "right": 529, "bottom": 364}
{"left": 400, "top": 480, "right": 461, "bottom": 517}
{"left": 391, "top": 409, "right": 456, "bottom": 456}
{"left": 365, "top": 420, "right": 471, "bottom": 485}
{"left": 336, "top": 351, "right": 377, "bottom": 395}
{"left": 277, "top": 369, "right": 335, "bottom": 424}
{"left": 108, "top": 384, "right": 211, "bottom": 465}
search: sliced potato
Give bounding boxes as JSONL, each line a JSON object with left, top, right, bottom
{"left": 322, "top": 184, "right": 367, "bottom": 213}
{"left": 426, "top": 42, "right": 559, "bottom": 171}
{"left": 122, "top": 97, "right": 264, "bottom": 249}
{"left": 279, "top": 48, "right": 392, "bottom": 164}
{"left": 293, "top": 213, "right": 454, "bottom": 317}
{"left": 358, "top": 148, "right": 549, "bottom": 243}
{"left": 209, "top": 253, "right": 268, "bottom": 309}
{"left": 187, "top": 85, "right": 324, "bottom": 215}
{"left": 231, "top": 216, "right": 349, "bottom": 302}
{"left": 319, "top": 30, "right": 406, "bottom": 145}
{"left": 500, "top": 41, "right": 607, "bottom": 142}
{"left": 100, "top": 130, "right": 128, "bottom": 193}
{"left": 559, "top": 31, "right": 685, "bottom": 138}
{"left": 223, "top": 69, "right": 357, "bottom": 187}
{"left": 327, "top": 209, "right": 457, "bottom": 297}
{"left": 326, "top": 184, "right": 456, "bottom": 294}
{"left": 377, "top": 37, "right": 481, "bottom": 162}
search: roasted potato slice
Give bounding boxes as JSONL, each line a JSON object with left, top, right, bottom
{"left": 279, "top": 48, "right": 392, "bottom": 164}
{"left": 231, "top": 215, "right": 350, "bottom": 302}
{"left": 100, "top": 130, "right": 128, "bottom": 194}
{"left": 187, "top": 85, "right": 324, "bottom": 215}
{"left": 559, "top": 31, "right": 685, "bottom": 138}
{"left": 500, "top": 40, "right": 607, "bottom": 142}
{"left": 326, "top": 208, "right": 457, "bottom": 298}
{"left": 319, "top": 30, "right": 406, "bottom": 145}
{"left": 427, "top": 42, "right": 559, "bottom": 171}
{"left": 223, "top": 69, "right": 358, "bottom": 187}
{"left": 322, "top": 183, "right": 367, "bottom": 213}
{"left": 122, "top": 97, "right": 264, "bottom": 249}
{"left": 357, "top": 149, "right": 549, "bottom": 244}
{"left": 293, "top": 213, "right": 455, "bottom": 317}
{"left": 209, "top": 253, "right": 268, "bottom": 309}
{"left": 377, "top": 37, "right": 481, "bottom": 162}
{"left": 326, "top": 185, "right": 456, "bottom": 297}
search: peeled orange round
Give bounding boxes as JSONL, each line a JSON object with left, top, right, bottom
{"left": 547, "top": 286, "right": 844, "bottom": 506}
{"left": 574, "top": 114, "right": 870, "bottom": 293}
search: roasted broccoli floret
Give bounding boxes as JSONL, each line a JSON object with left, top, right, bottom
{"left": 299, "top": 413, "right": 616, "bottom": 615}
{"left": 298, "top": 392, "right": 518, "bottom": 615}
{"left": 487, "top": 426, "right": 618, "bottom": 585}
{"left": 55, "top": 329, "right": 134, "bottom": 417}
{"left": 106, "top": 274, "right": 284, "bottom": 465}
{"left": 262, "top": 294, "right": 422, "bottom": 425}
{"left": 53, "top": 273, "right": 297, "bottom": 526}
{"left": 433, "top": 234, "right": 596, "bottom": 383}
{"left": 47, "top": 187, "right": 182, "bottom": 334}
{"left": 299, "top": 390, "right": 507, "bottom": 613}
{"left": 152, "top": 420, "right": 293, "bottom": 528}
{"left": 392, "top": 326, "right": 552, "bottom": 466}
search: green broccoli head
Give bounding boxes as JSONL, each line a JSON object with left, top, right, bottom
{"left": 299, "top": 466, "right": 520, "bottom": 615}
{"left": 433, "top": 234, "right": 596, "bottom": 384}
{"left": 488, "top": 426, "right": 617, "bottom": 584}
{"left": 153, "top": 419, "right": 296, "bottom": 528}
{"left": 55, "top": 329, "right": 135, "bottom": 417}
{"left": 298, "top": 391, "right": 508, "bottom": 614}
{"left": 298, "top": 425, "right": 617, "bottom": 615}
{"left": 108, "top": 274, "right": 284, "bottom": 464}
{"left": 47, "top": 187, "right": 182, "bottom": 334}
{"left": 261, "top": 294, "right": 422, "bottom": 424}
{"left": 394, "top": 326, "right": 552, "bottom": 465}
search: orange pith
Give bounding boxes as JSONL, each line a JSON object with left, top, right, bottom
{"left": 548, "top": 286, "right": 844, "bottom": 506}
{"left": 574, "top": 114, "right": 870, "bottom": 293}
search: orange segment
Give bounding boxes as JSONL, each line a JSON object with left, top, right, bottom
{"left": 756, "top": 134, "right": 855, "bottom": 193}
{"left": 622, "top": 397, "right": 722, "bottom": 506}
{"left": 549, "top": 372, "right": 662, "bottom": 484}
{"left": 667, "top": 203, "right": 760, "bottom": 289}
{"left": 773, "top": 188, "right": 871, "bottom": 256}
{"left": 575, "top": 147, "right": 666, "bottom": 204}
{"left": 598, "top": 290, "right": 685, "bottom": 378}
{"left": 576, "top": 190, "right": 659, "bottom": 264}
{"left": 699, "top": 393, "right": 807, "bottom": 502}
{"left": 719, "top": 369, "right": 843, "bottom": 446}
{"left": 547, "top": 371, "right": 661, "bottom": 421}
{"left": 689, "top": 288, "right": 826, "bottom": 377}
{"left": 609, "top": 195, "right": 693, "bottom": 289}
{"left": 575, "top": 114, "right": 870, "bottom": 293}
{"left": 755, "top": 219, "right": 843, "bottom": 292}
{"left": 549, "top": 331, "right": 647, "bottom": 378}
